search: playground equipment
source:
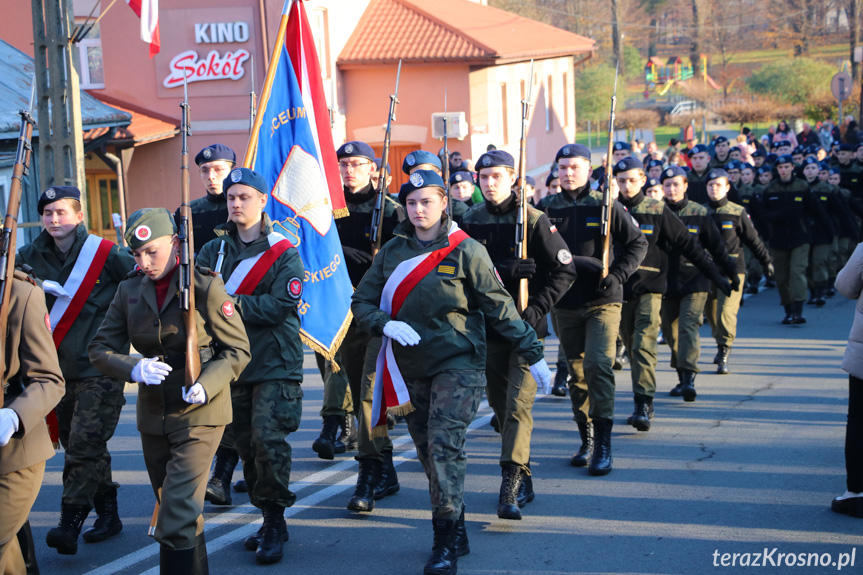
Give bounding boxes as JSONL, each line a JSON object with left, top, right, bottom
{"left": 645, "top": 54, "right": 721, "bottom": 94}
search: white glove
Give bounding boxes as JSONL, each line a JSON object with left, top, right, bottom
{"left": 131, "top": 357, "right": 172, "bottom": 385}
{"left": 529, "top": 360, "right": 552, "bottom": 392}
{"left": 0, "top": 408, "right": 20, "bottom": 447}
{"left": 182, "top": 382, "right": 207, "bottom": 405}
{"left": 383, "top": 321, "right": 421, "bottom": 346}
{"left": 42, "top": 280, "right": 71, "bottom": 299}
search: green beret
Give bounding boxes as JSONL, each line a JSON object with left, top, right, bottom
{"left": 125, "top": 208, "right": 177, "bottom": 250}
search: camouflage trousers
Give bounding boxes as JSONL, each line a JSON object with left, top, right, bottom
{"left": 56, "top": 377, "right": 125, "bottom": 506}
{"left": 486, "top": 339, "right": 536, "bottom": 469}
{"left": 230, "top": 381, "right": 302, "bottom": 509}
{"left": 661, "top": 292, "right": 708, "bottom": 373}
{"left": 404, "top": 370, "right": 485, "bottom": 522}
{"left": 620, "top": 293, "right": 662, "bottom": 397}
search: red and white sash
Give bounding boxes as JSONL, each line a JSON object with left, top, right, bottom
{"left": 49, "top": 235, "right": 114, "bottom": 347}
{"left": 223, "top": 232, "right": 293, "bottom": 296}
{"left": 371, "top": 223, "right": 470, "bottom": 435}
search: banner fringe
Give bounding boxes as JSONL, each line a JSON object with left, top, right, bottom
{"left": 388, "top": 402, "right": 415, "bottom": 418}
{"left": 300, "top": 309, "right": 352, "bottom": 364}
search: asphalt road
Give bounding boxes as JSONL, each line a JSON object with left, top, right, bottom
{"left": 26, "top": 284, "right": 863, "bottom": 574}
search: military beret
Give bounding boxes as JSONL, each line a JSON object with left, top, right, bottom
{"left": 856, "top": 142, "right": 863, "bottom": 150}
{"left": 707, "top": 168, "right": 729, "bottom": 182}
{"left": 819, "top": 161, "right": 831, "bottom": 171}
{"left": 38, "top": 186, "right": 81, "bottom": 215}
{"left": 714, "top": 136, "right": 729, "bottom": 144}
{"left": 829, "top": 166, "right": 842, "bottom": 175}
{"left": 545, "top": 167, "right": 559, "bottom": 187}
{"left": 775, "top": 154, "right": 794, "bottom": 166}
{"left": 772, "top": 140, "right": 791, "bottom": 149}
{"left": 555, "top": 144, "right": 590, "bottom": 163}
{"left": 801, "top": 156, "right": 819, "bottom": 167}
{"left": 125, "top": 208, "right": 177, "bottom": 250}
{"left": 337, "top": 141, "right": 375, "bottom": 161}
{"left": 752, "top": 149, "right": 766, "bottom": 158}
{"left": 449, "top": 170, "right": 473, "bottom": 185}
{"left": 792, "top": 146, "right": 805, "bottom": 155}
{"left": 374, "top": 158, "right": 392, "bottom": 175}
{"left": 476, "top": 149, "right": 515, "bottom": 171}
{"left": 612, "top": 156, "right": 645, "bottom": 175}
{"left": 805, "top": 145, "right": 822, "bottom": 155}
{"left": 195, "top": 143, "right": 236, "bottom": 166}
{"left": 398, "top": 169, "right": 446, "bottom": 206}
{"left": 224, "top": 167, "right": 268, "bottom": 195}
{"left": 724, "top": 160, "right": 742, "bottom": 171}
{"left": 839, "top": 143, "right": 855, "bottom": 152}
{"left": 645, "top": 158, "right": 663, "bottom": 169}
{"left": 757, "top": 166, "right": 772, "bottom": 175}
{"left": 643, "top": 177, "right": 662, "bottom": 190}
{"left": 660, "top": 166, "right": 688, "bottom": 182}
{"left": 613, "top": 141, "right": 631, "bottom": 152}
{"left": 741, "top": 163, "right": 754, "bottom": 171}
{"left": 687, "top": 144, "right": 709, "bottom": 157}
{"left": 766, "top": 153, "right": 778, "bottom": 164}
{"left": 402, "top": 150, "right": 442, "bottom": 174}
{"left": 525, "top": 176, "right": 536, "bottom": 188}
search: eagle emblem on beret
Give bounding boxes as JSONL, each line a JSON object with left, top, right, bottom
{"left": 562, "top": 147, "right": 571, "bottom": 156}
{"left": 409, "top": 173, "right": 424, "bottom": 187}
{"left": 203, "top": 148, "right": 212, "bottom": 159}
{"left": 482, "top": 156, "right": 491, "bottom": 166}
{"left": 345, "top": 143, "right": 354, "bottom": 154}
{"left": 666, "top": 169, "right": 673, "bottom": 177}
{"left": 231, "top": 169, "right": 243, "bottom": 183}
{"left": 406, "top": 154, "right": 416, "bottom": 166}
{"left": 45, "top": 188, "right": 56, "bottom": 199}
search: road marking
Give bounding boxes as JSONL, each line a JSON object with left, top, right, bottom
{"left": 84, "top": 403, "right": 493, "bottom": 575}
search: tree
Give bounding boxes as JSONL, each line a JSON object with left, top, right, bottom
{"left": 575, "top": 64, "right": 617, "bottom": 125}
{"left": 746, "top": 58, "right": 835, "bottom": 105}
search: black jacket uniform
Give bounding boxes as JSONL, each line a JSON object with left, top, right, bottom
{"left": 664, "top": 195, "right": 738, "bottom": 297}
{"left": 460, "top": 193, "right": 577, "bottom": 338}
{"left": 685, "top": 168, "right": 711, "bottom": 205}
{"left": 705, "top": 196, "right": 773, "bottom": 274}
{"left": 619, "top": 191, "right": 724, "bottom": 300}
{"left": 807, "top": 179, "right": 846, "bottom": 245}
{"left": 538, "top": 184, "right": 647, "bottom": 309}
{"left": 179, "top": 193, "right": 229, "bottom": 254}
{"left": 760, "top": 178, "right": 833, "bottom": 250}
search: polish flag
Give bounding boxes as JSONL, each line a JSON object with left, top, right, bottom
{"left": 126, "top": 0, "right": 160, "bottom": 58}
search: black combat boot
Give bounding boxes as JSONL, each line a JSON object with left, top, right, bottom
{"left": 46, "top": 503, "right": 91, "bottom": 555}
{"left": 374, "top": 450, "right": 400, "bottom": 500}
{"left": 669, "top": 369, "right": 685, "bottom": 396}
{"left": 424, "top": 518, "right": 458, "bottom": 575}
{"left": 233, "top": 479, "right": 248, "bottom": 492}
{"left": 679, "top": 370, "right": 697, "bottom": 402}
{"left": 570, "top": 421, "right": 593, "bottom": 467}
{"left": 243, "top": 507, "right": 289, "bottom": 552}
{"left": 490, "top": 412, "right": 501, "bottom": 433}
{"left": 335, "top": 413, "right": 358, "bottom": 454}
{"left": 516, "top": 465, "right": 535, "bottom": 508}
{"left": 312, "top": 414, "right": 341, "bottom": 460}
{"left": 497, "top": 464, "right": 524, "bottom": 520}
{"left": 160, "top": 546, "right": 195, "bottom": 575}
{"left": 790, "top": 301, "right": 807, "bottom": 324}
{"left": 588, "top": 418, "right": 613, "bottom": 476}
{"left": 17, "top": 521, "right": 39, "bottom": 575}
{"left": 807, "top": 289, "right": 818, "bottom": 305}
{"left": 193, "top": 532, "right": 209, "bottom": 575}
{"left": 256, "top": 505, "right": 288, "bottom": 565}
{"left": 715, "top": 345, "right": 730, "bottom": 374}
{"left": 347, "top": 458, "right": 381, "bottom": 512}
{"left": 781, "top": 304, "right": 794, "bottom": 324}
{"left": 825, "top": 284, "right": 836, "bottom": 297}
{"left": 551, "top": 360, "right": 568, "bottom": 396}
{"left": 205, "top": 446, "right": 239, "bottom": 505}
{"left": 628, "top": 393, "right": 653, "bottom": 431}
{"left": 455, "top": 504, "right": 469, "bottom": 556}
{"left": 82, "top": 482, "right": 123, "bottom": 543}
{"left": 813, "top": 288, "right": 826, "bottom": 307}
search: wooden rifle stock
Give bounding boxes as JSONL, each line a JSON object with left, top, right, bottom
{"left": 515, "top": 60, "right": 534, "bottom": 313}
{"left": 370, "top": 60, "right": 401, "bottom": 257}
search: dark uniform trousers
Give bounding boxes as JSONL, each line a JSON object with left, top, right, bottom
{"left": 773, "top": 244, "right": 810, "bottom": 305}
{"left": 620, "top": 293, "right": 663, "bottom": 397}
{"left": 357, "top": 336, "right": 393, "bottom": 461}
{"left": 403, "top": 370, "right": 485, "bottom": 522}
{"left": 141, "top": 425, "right": 223, "bottom": 549}
{"left": 0, "top": 462, "right": 44, "bottom": 575}
{"left": 705, "top": 274, "right": 746, "bottom": 348}
{"left": 486, "top": 339, "right": 537, "bottom": 469}
{"left": 661, "top": 292, "right": 709, "bottom": 372}
{"left": 553, "top": 304, "right": 621, "bottom": 422}
{"left": 315, "top": 352, "right": 353, "bottom": 418}
{"left": 55, "top": 376, "right": 124, "bottom": 506}
{"left": 808, "top": 243, "right": 832, "bottom": 289}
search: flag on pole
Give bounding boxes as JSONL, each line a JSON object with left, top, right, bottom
{"left": 126, "top": 0, "right": 160, "bottom": 58}
{"left": 245, "top": 0, "right": 351, "bottom": 359}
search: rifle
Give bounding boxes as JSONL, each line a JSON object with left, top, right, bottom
{"left": 370, "top": 59, "right": 401, "bottom": 257}
{"left": 249, "top": 54, "right": 257, "bottom": 135}
{"left": 514, "top": 60, "right": 534, "bottom": 313}
{"left": 600, "top": 62, "right": 620, "bottom": 279}
{"left": 443, "top": 89, "right": 451, "bottom": 217}
{"left": 0, "top": 81, "right": 36, "bottom": 407}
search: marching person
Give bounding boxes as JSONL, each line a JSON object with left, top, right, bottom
{"left": 703, "top": 169, "right": 774, "bottom": 374}
{"left": 0, "top": 270, "right": 65, "bottom": 575}
{"left": 685, "top": 144, "right": 713, "bottom": 204}
{"left": 660, "top": 166, "right": 739, "bottom": 400}
{"left": 352, "top": 169, "right": 551, "bottom": 575}
{"left": 539, "top": 144, "right": 648, "bottom": 475}
{"left": 802, "top": 157, "right": 840, "bottom": 307}
{"left": 460, "top": 150, "right": 576, "bottom": 519}
{"left": 613, "top": 158, "right": 731, "bottom": 430}
{"left": 89, "top": 208, "right": 250, "bottom": 575}
{"left": 17, "top": 187, "right": 135, "bottom": 555}
{"left": 197, "top": 168, "right": 305, "bottom": 564}
{"left": 186, "top": 144, "right": 236, "bottom": 253}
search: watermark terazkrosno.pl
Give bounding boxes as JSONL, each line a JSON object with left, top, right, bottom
{"left": 712, "top": 548, "right": 856, "bottom": 570}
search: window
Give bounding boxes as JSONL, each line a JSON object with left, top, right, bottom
{"left": 500, "top": 83, "right": 508, "bottom": 146}
{"left": 563, "top": 72, "right": 569, "bottom": 127}
{"left": 546, "top": 75, "right": 553, "bottom": 132}
{"left": 309, "top": 8, "right": 330, "bottom": 78}
{"left": 85, "top": 173, "right": 121, "bottom": 242}
{"left": 75, "top": 20, "right": 105, "bottom": 89}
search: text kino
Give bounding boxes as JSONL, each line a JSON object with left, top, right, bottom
{"left": 163, "top": 49, "right": 250, "bottom": 88}
{"left": 195, "top": 22, "right": 250, "bottom": 44}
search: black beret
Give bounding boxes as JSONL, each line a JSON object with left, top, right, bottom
{"left": 766, "top": 153, "right": 778, "bottom": 164}
{"left": 775, "top": 154, "right": 794, "bottom": 165}
{"left": 525, "top": 176, "right": 536, "bottom": 188}
{"left": 223, "top": 167, "right": 268, "bottom": 195}
{"left": 476, "top": 149, "right": 515, "bottom": 171}
{"left": 839, "top": 143, "right": 855, "bottom": 152}
{"left": 643, "top": 177, "right": 662, "bottom": 190}
{"left": 374, "top": 158, "right": 392, "bottom": 175}
{"left": 714, "top": 136, "right": 729, "bottom": 144}
{"left": 757, "top": 166, "right": 772, "bottom": 175}
{"left": 660, "top": 166, "right": 687, "bottom": 182}
{"left": 752, "top": 149, "right": 766, "bottom": 158}
{"left": 555, "top": 144, "right": 590, "bottom": 163}
{"left": 741, "top": 163, "right": 754, "bottom": 171}
{"left": 801, "top": 156, "right": 819, "bottom": 167}
{"left": 398, "top": 169, "right": 446, "bottom": 206}
{"left": 545, "top": 167, "right": 559, "bottom": 187}
{"left": 688, "top": 144, "right": 709, "bottom": 157}
{"left": 612, "top": 156, "right": 645, "bottom": 175}
{"left": 449, "top": 170, "right": 473, "bottom": 185}
{"left": 792, "top": 146, "right": 805, "bottom": 155}
{"left": 707, "top": 168, "right": 729, "bottom": 182}
{"left": 724, "top": 160, "right": 742, "bottom": 171}
{"left": 195, "top": 143, "right": 236, "bottom": 166}
{"left": 829, "top": 166, "right": 841, "bottom": 175}
{"left": 38, "top": 186, "right": 81, "bottom": 215}
{"left": 613, "top": 141, "right": 631, "bottom": 152}
{"left": 646, "top": 159, "right": 663, "bottom": 169}
{"left": 819, "top": 160, "right": 831, "bottom": 170}
{"left": 337, "top": 141, "right": 375, "bottom": 161}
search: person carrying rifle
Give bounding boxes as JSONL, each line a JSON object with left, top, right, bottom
{"left": 16, "top": 187, "right": 134, "bottom": 555}
{"left": 89, "top": 208, "right": 250, "bottom": 575}
{"left": 538, "top": 144, "right": 647, "bottom": 476}
{"left": 197, "top": 168, "right": 304, "bottom": 565}
{"left": 182, "top": 144, "right": 236, "bottom": 254}
{"left": 460, "top": 150, "right": 575, "bottom": 519}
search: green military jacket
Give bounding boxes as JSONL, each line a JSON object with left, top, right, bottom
{"left": 17, "top": 225, "right": 136, "bottom": 380}
{"left": 89, "top": 266, "right": 251, "bottom": 435}
{"left": 351, "top": 215, "right": 544, "bottom": 379}
{"left": 197, "top": 213, "right": 305, "bottom": 388}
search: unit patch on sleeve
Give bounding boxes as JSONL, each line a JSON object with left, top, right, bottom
{"left": 288, "top": 277, "right": 303, "bottom": 299}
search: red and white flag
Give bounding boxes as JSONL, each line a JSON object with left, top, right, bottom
{"left": 126, "top": 0, "right": 160, "bottom": 58}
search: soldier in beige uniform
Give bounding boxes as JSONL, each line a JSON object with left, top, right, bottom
{"left": 89, "top": 208, "right": 250, "bottom": 575}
